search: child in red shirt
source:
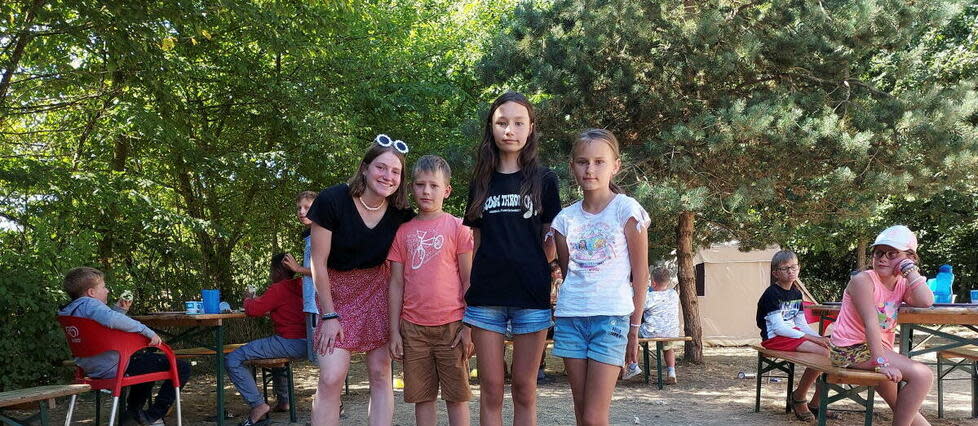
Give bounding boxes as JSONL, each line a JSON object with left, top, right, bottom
{"left": 226, "top": 253, "right": 307, "bottom": 425}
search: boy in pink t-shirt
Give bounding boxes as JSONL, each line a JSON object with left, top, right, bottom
{"left": 388, "top": 155, "right": 474, "bottom": 426}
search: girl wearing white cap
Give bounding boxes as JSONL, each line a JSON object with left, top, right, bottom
{"left": 829, "top": 225, "right": 934, "bottom": 426}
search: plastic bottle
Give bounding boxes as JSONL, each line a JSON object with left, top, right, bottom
{"left": 934, "top": 264, "right": 955, "bottom": 304}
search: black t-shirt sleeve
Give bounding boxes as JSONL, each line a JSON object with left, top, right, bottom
{"left": 540, "top": 168, "right": 561, "bottom": 224}
{"left": 462, "top": 180, "right": 482, "bottom": 228}
{"left": 756, "top": 287, "right": 781, "bottom": 319}
{"left": 307, "top": 185, "right": 342, "bottom": 231}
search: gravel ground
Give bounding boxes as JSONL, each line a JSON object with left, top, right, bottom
{"left": 11, "top": 346, "right": 978, "bottom": 425}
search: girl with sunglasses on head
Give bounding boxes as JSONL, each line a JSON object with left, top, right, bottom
{"left": 462, "top": 92, "right": 561, "bottom": 426}
{"left": 306, "top": 135, "right": 414, "bottom": 425}
{"left": 755, "top": 250, "right": 834, "bottom": 422}
{"left": 830, "top": 225, "right": 934, "bottom": 426}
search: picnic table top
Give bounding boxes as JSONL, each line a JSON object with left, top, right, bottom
{"left": 810, "top": 303, "right": 978, "bottom": 325}
{"left": 131, "top": 311, "right": 247, "bottom": 327}
{"left": 0, "top": 384, "right": 91, "bottom": 408}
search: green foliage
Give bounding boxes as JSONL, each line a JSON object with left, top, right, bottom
{"left": 0, "top": 0, "right": 508, "bottom": 389}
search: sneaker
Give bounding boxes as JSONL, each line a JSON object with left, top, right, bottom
{"left": 622, "top": 362, "right": 642, "bottom": 380}
{"left": 664, "top": 375, "right": 677, "bottom": 385}
{"left": 137, "top": 410, "right": 165, "bottom": 425}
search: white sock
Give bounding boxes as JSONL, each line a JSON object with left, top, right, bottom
{"left": 666, "top": 366, "right": 676, "bottom": 376}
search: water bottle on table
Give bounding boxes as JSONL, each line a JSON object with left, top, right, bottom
{"left": 934, "top": 264, "right": 954, "bottom": 304}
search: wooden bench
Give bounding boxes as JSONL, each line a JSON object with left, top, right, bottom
{"left": 503, "top": 336, "right": 692, "bottom": 389}
{"left": 0, "top": 384, "right": 90, "bottom": 426}
{"left": 753, "top": 345, "right": 887, "bottom": 426}
{"left": 937, "top": 345, "right": 978, "bottom": 418}
{"left": 243, "top": 358, "right": 298, "bottom": 423}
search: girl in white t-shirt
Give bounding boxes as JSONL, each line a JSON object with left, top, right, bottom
{"left": 552, "top": 128, "right": 650, "bottom": 424}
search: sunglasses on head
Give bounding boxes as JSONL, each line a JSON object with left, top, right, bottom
{"left": 374, "top": 134, "right": 409, "bottom": 154}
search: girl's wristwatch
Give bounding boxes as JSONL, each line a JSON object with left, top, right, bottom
{"left": 321, "top": 312, "right": 340, "bottom": 321}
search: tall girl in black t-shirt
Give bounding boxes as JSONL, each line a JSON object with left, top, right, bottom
{"left": 306, "top": 139, "right": 414, "bottom": 425}
{"left": 462, "top": 92, "right": 561, "bottom": 426}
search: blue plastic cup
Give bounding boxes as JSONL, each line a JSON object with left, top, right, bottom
{"left": 970, "top": 289, "right": 978, "bottom": 304}
{"left": 202, "top": 289, "right": 221, "bottom": 314}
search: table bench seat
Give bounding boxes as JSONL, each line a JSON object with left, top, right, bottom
{"left": 0, "top": 384, "right": 90, "bottom": 426}
{"left": 173, "top": 343, "right": 247, "bottom": 358}
{"left": 753, "top": 345, "right": 887, "bottom": 426}
{"left": 937, "top": 345, "right": 978, "bottom": 418}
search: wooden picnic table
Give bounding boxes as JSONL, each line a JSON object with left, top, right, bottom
{"left": 809, "top": 303, "right": 978, "bottom": 357}
{"left": 132, "top": 311, "right": 248, "bottom": 426}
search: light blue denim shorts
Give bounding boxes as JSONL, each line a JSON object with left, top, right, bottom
{"left": 463, "top": 306, "right": 553, "bottom": 336}
{"left": 553, "top": 315, "right": 629, "bottom": 366}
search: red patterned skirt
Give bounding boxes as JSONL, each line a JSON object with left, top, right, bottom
{"left": 314, "top": 264, "right": 390, "bottom": 354}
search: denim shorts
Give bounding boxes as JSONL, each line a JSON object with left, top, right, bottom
{"left": 553, "top": 315, "right": 629, "bottom": 366}
{"left": 463, "top": 306, "right": 553, "bottom": 336}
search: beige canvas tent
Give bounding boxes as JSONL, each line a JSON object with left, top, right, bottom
{"left": 693, "top": 243, "right": 814, "bottom": 346}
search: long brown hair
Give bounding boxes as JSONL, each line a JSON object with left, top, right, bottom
{"left": 465, "top": 92, "right": 543, "bottom": 221}
{"left": 347, "top": 143, "right": 410, "bottom": 210}
{"left": 572, "top": 128, "right": 623, "bottom": 194}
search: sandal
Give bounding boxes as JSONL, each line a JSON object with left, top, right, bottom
{"left": 809, "top": 403, "right": 841, "bottom": 420}
{"left": 791, "top": 397, "right": 815, "bottom": 422}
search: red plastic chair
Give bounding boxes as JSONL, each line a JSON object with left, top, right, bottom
{"left": 57, "top": 316, "right": 183, "bottom": 426}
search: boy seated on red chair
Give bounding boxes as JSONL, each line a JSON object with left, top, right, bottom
{"left": 58, "top": 266, "right": 191, "bottom": 425}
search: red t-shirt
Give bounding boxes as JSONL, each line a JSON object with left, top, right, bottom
{"left": 243, "top": 277, "right": 306, "bottom": 339}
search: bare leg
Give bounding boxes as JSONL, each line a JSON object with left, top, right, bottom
{"left": 856, "top": 350, "right": 932, "bottom": 426}
{"left": 511, "top": 330, "right": 547, "bottom": 426}
{"left": 364, "top": 346, "right": 394, "bottom": 426}
{"left": 563, "top": 358, "right": 588, "bottom": 424}
{"left": 471, "top": 328, "right": 506, "bottom": 426}
{"left": 311, "top": 349, "right": 351, "bottom": 426}
{"left": 414, "top": 401, "right": 436, "bottom": 426}
{"left": 664, "top": 348, "right": 676, "bottom": 368}
{"left": 446, "top": 401, "right": 470, "bottom": 426}
{"left": 793, "top": 340, "right": 830, "bottom": 408}
{"left": 580, "top": 360, "right": 621, "bottom": 426}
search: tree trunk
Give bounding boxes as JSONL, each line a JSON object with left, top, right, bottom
{"left": 676, "top": 210, "right": 703, "bottom": 363}
{"left": 856, "top": 239, "right": 867, "bottom": 272}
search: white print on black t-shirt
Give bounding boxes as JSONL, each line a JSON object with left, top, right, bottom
{"left": 483, "top": 193, "right": 536, "bottom": 219}
{"left": 569, "top": 222, "right": 617, "bottom": 270}
{"left": 407, "top": 230, "right": 445, "bottom": 270}
{"left": 779, "top": 299, "right": 802, "bottom": 321}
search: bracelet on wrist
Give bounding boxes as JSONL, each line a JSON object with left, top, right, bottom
{"left": 629, "top": 324, "right": 642, "bottom": 328}
{"left": 320, "top": 312, "right": 340, "bottom": 321}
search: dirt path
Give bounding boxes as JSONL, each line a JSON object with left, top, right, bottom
{"left": 15, "top": 346, "right": 977, "bottom": 425}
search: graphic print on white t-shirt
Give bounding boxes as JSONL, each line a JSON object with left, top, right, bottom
{"left": 568, "top": 221, "right": 617, "bottom": 270}
{"left": 407, "top": 229, "right": 445, "bottom": 270}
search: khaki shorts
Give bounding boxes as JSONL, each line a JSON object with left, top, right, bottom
{"left": 401, "top": 320, "right": 471, "bottom": 403}
{"left": 661, "top": 340, "right": 681, "bottom": 352}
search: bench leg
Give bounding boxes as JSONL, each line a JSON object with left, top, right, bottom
{"left": 785, "top": 362, "right": 795, "bottom": 414}
{"left": 656, "top": 342, "right": 664, "bottom": 390}
{"left": 864, "top": 386, "right": 875, "bottom": 426}
{"left": 642, "top": 342, "right": 650, "bottom": 385}
{"left": 261, "top": 368, "right": 269, "bottom": 404}
{"left": 755, "top": 352, "right": 763, "bottom": 412}
{"left": 938, "top": 355, "right": 944, "bottom": 418}
{"left": 94, "top": 390, "right": 101, "bottom": 425}
{"left": 38, "top": 401, "right": 48, "bottom": 426}
{"left": 972, "top": 360, "right": 977, "bottom": 418}
{"left": 287, "top": 362, "right": 297, "bottom": 423}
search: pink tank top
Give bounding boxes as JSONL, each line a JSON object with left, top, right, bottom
{"left": 830, "top": 270, "right": 907, "bottom": 348}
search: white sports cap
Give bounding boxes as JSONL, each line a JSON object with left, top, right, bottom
{"left": 871, "top": 225, "right": 918, "bottom": 252}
